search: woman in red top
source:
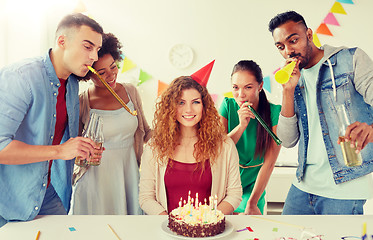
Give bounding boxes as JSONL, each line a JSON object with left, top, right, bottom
{"left": 139, "top": 76, "right": 242, "bottom": 215}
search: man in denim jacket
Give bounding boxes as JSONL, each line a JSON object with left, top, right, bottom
{"left": 269, "top": 11, "right": 373, "bottom": 214}
{"left": 0, "top": 13, "right": 104, "bottom": 227}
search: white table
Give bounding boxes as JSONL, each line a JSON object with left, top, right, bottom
{"left": 0, "top": 215, "right": 372, "bottom": 239}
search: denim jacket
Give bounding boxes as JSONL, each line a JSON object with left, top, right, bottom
{"left": 277, "top": 45, "right": 373, "bottom": 184}
{"left": 0, "top": 50, "right": 79, "bottom": 221}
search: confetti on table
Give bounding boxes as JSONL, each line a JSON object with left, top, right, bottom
{"left": 237, "top": 226, "right": 254, "bottom": 232}
{"left": 69, "top": 227, "right": 76, "bottom": 232}
{"left": 362, "top": 222, "right": 367, "bottom": 240}
{"left": 108, "top": 224, "right": 121, "bottom": 240}
{"left": 35, "top": 231, "right": 40, "bottom": 240}
{"left": 272, "top": 227, "right": 278, "bottom": 232}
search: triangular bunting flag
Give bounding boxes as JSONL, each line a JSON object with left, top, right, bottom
{"left": 138, "top": 69, "right": 152, "bottom": 86}
{"left": 121, "top": 57, "right": 136, "bottom": 73}
{"left": 263, "top": 76, "right": 271, "bottom": 93}
{"left": 74, "top": 0, "right": 87, "bottom": 13}
{"left": 210, "top": 93, "right": 219, "bottom": 104}
{"left": 336, "top": 0, "right": 354, "bottom": 4}
{"left": 313, "top": 33, "right": 322, "bottom": 48}
{"left": 316, "top": 23, "right": 333, "bottom": 36}
{"left": 323, "top": 12, "right": 340, "bottom": 26}
{"left": 157, "top": 80, "right": 169, "bottom": 97}
{"left": 223, "top": 92, "right": 234, "bottom": 98}
{"left": 330, "top": 2, "right": 347, "bottom": 14}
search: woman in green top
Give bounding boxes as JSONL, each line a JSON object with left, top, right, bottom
{"left": 219, "top": 60, "right": 281, "bottom": 215}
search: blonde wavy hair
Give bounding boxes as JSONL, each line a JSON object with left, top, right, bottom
{"left": 150, "top": 76, "right": 225, "bottom": 167}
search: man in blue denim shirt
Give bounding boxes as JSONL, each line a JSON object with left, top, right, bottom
{"left": 0, "top": 13, "right": 104, "bottom": 227}
{"left": 269, "top": 11, "right": 373, "bottom": 214}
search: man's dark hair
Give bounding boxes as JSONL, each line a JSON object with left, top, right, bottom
{"left": 268, "top": 11, "right": 308, "bottom": 33}
{"left": 56, "top": 13, "right": 103, "bottom": 36}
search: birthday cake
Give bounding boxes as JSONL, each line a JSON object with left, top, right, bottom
{"left": 168, "top": 197, "right": 225, "bottom": 238}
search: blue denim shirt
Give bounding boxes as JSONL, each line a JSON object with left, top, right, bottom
{"left": 277, "top": 45, "right": 373, "bottom": 184}
{"left": 0, "top": 50, "right": 79, "bottom": 221}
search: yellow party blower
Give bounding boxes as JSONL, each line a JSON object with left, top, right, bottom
{"left": 274, "top": 61, "right": 296, "bottom": 84}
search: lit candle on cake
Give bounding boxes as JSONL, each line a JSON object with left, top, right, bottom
{"left": 188, "top": 190, "right": 191, "bottom": 204}
{"left": 179, "top": 198, "right": 182, "bottom": 216}
{"left": 195, "top": 193, "right": 199, "bottom": 208}
{"left": 214, "top": 195, "right": 218, "bottom": 215}
{"left": 190, "top": 198, "right": 194, "bottom": 216}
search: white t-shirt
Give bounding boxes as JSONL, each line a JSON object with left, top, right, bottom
{"left": 293, "top": 58, "right": 373, "bottom": 199}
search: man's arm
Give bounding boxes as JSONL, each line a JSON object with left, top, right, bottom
{"left": 344, "top": 48, "right": 373, "bottom": 152}
{"left": 277, "top": 60, "right": 301, "bottom": 148}
{"left": 0, "top": 138, "right": 101, "bottom": 165}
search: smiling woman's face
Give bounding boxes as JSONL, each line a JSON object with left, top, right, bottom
{"left": 91, "top": 53, "right": 118, "bottom": 89}
{"left": 176, "top": 88, "right": 203, "bottom": 129}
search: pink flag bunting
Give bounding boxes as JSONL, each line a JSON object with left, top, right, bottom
{"left": 323, "top": 12, "right": 340, "bottom": 26}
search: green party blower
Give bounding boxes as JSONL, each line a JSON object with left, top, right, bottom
{"left": 247, "top": 103, "right": 282, "bottom": 145}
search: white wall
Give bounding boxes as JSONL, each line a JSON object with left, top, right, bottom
{"left": 2, "top": 0, "right": 373, "bottom": 120}
{"left": 1, "top": 0, "right": 373, "bottom": 210}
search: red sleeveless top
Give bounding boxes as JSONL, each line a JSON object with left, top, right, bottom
{"left": 164, "top": 159, "right": 212, "bottom": 213}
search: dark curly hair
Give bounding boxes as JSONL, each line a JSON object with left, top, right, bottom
{"left": 80, "top": 32, "right": 123, "bottom": 81}
{"left": 268, "top": 10, "right": 308, "bottom": 33}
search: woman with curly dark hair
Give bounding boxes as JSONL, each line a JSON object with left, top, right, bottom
{"left": 139, "top": 74, "right": 242, "bottom": 215}
{"left": 70, "top": 33, "right": 151, "bottom": 215}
